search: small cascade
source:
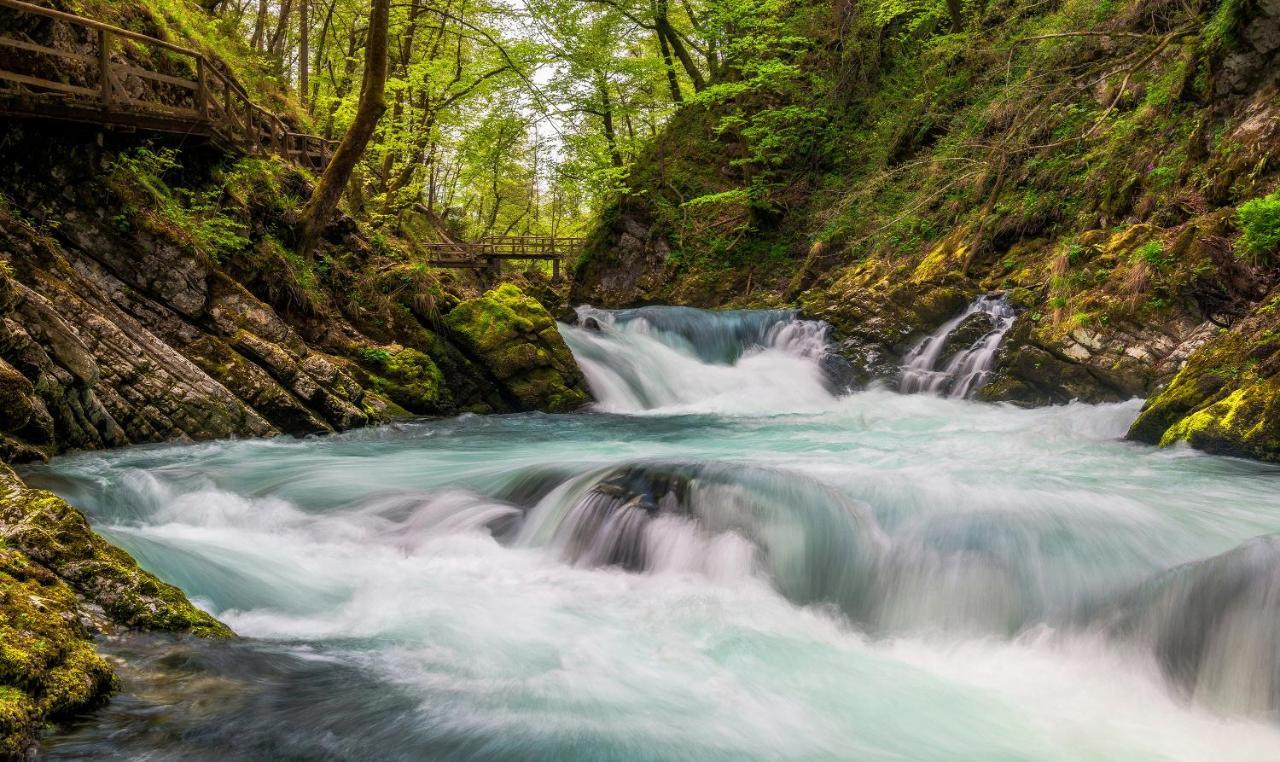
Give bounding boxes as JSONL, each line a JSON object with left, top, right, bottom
{"left": 899, "top": 294, "right": 1017, "bottom": 398}
{"left": 560, "top": 305, "right": 849, "bottom": 414}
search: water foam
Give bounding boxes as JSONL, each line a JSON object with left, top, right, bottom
{"left": 560, "top": 306, "right": 840, "bottom": 414}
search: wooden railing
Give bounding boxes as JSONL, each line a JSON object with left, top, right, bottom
{"left": 424, "top": 236, "right": 585, "bottom": 278}
{"left": 0, "top": 0, "right": 335, "bottom": 169}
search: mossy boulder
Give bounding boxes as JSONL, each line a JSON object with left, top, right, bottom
{"left": 355, "top": 345, "right": 445, "bottom": 413}
{"left": 0, "top": 466, "right": 231, "bottom": 637}
{"left": 444, "top": 285, "right": 590, "bottom": 412}
{"left": 1129, "top": 291, "right": 1280, "bottom": 462}
{"left": 0, "top": 464, "right": 231, "bottom": 754}
{"left": 0, "top": 547, "right": 115, "bottom": 758}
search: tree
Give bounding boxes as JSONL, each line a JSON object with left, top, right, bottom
{"left": 296, "top": 0, "right": 392, "bottom": 255}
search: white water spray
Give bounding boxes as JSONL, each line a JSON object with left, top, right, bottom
{"left": 560, "top": 305, "right": 840, "bottom": 414}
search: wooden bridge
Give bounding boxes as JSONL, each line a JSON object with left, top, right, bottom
{"left": 425, "top": 236, "right": 584, "bottom": 279}
{"left": 0, "top": 0, "right": 335, "bottom": 169}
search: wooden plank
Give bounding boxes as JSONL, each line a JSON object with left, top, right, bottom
{"left": 115, "top": 63, "right": 198, "bottom": 90}
{"left": 0, "top": 70, "right": 98, "bottom": 97}
{"left": 114, "top": 94, "right": 200, "bottom": 119}
{"left": 0, "top": 0, "right": 331, "bottom": 169}
{"left": 0, "top": 35, "right": 96, "bottom": 63}
{"left": 196, "top": 57, "right": 207, "bottom": 119}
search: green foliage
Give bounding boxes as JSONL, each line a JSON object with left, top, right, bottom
{"left": 1237, "top": 192, "right": 1280, "bottom": 266}
{"left": 357, "top": 346, "right": 444, "bottom": 411}
{"left": 1202, "top": 0, "right": 1247, "bottom": 53}
{"left": 1135, "top": 241, "right": 1168, "bottom": 268}
{"left": 105, "top": 147, "right": 250, "bottom": 262}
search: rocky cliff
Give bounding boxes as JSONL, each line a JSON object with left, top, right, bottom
{"left": 0, "top": 124, "right": 588, "bottom": 464}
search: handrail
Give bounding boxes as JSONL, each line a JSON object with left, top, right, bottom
{"left": 0, "top": 0, "right": 199, "bottom": 56}
{"left": 0, "top": 0, "right": 336, "bottom": 168}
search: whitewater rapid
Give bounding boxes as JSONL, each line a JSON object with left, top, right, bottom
{"left": 24, "top": 305, "right": 1280, "bottom": 760}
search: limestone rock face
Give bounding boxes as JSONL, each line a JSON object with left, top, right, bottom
{"left": 1128, "top": 288, "right": 1280, "bottom": 462}
{"left": 445, "top": 284, "right": 591, "bottom": 412}
{"left": 977, "top": 312, "right": 1215, "bottom": 406}
{"left": 0, "top": 464, "right": 230, "bottom": 756}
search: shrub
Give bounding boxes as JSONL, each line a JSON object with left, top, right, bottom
{"left": 1237, "top": 192, "right": 1280, "bottom": 266}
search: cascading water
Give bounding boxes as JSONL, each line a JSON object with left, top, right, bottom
{"left": 900, "top": 294, "right": 1017, "bottom": 398}
{"left": 19, "top": 304, "right": 1280, "bottom": 760}
{"left": 560, "top": 305, "right": 847, "bottom": 414}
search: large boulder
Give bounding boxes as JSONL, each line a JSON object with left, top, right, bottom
{"left": 444, "top": 284, "right": 590, "bottom": 412}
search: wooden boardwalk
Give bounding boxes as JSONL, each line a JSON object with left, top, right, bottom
{"left": 425, "top": 236, "right": 584, "bottom": 278}
{"left": 0, "top": 0, "right": 334, "bottom": 169}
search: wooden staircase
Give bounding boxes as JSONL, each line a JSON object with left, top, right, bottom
{"left": 0, "top": 0, "right": 335, "bottom": 169}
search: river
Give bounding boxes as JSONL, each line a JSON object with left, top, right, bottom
{"left": 25, "top": 306, "right": 1280, "bottom": 760}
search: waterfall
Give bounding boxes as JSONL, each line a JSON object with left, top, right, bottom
{"left": 559, "top": 305, "right": 849, "bottom": 414}
{"left": 899, "top": 294, "right": 1017, "bottom": 398}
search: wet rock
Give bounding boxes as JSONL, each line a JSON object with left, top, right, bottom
{"left": 0, "top": 465, "right": 231, "bottom": 755}
{"left": 936, "top": 312, "right": 996, "bottom": 367}
{"left": 1129, "top": 288, "right": 1280, "bottom": 461}
{"left": 1101, "top": 536, "right": 1280, "bottom": 718}
{"left": 444, "top": 284, "right": 590, "bottom": 412}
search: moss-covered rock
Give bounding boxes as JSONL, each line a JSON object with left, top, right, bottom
{"left": 444, "top": 285, "right": 590, "bottom": 412}
{"left": 0, "top": 544, "right": 117, "bottom": 759}
{"left": 355, "top": 345, "right": 445, "bottom": 413}
{"left": 1129, "top": 290, "right": 1280, "bottom": 462}
{"left": 0, "top": 464, "right": 231, "bottom": 754}
{"left": 0, "top": 465, "right": 230, "bottom": 638}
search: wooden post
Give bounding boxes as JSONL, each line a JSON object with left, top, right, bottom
{"left": 98, "top": 28, "right": 112, "bottom": 110}
{"left": 553, "top": 256, "right": 560, "bottom": 279}
{"left": 223, "top": 79, "right": 232, "bottom": 129}
{"left": 196, "top": 56, "right": 208, "bottom": 120}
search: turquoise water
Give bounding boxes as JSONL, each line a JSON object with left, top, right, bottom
{"left": 26, "top": 308, "right": 1280, "bottom": 760}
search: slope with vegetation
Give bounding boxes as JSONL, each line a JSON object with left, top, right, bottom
{"left": 572, "top": 0, "right": 1280, "bottom": 461}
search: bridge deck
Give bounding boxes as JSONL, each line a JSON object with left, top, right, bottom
{"left": 424, "top": 236, "right": 584, "bottom": 277}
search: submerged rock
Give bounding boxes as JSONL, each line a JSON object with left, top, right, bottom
{"left": 444, "top": 284, "right": 590, "bottom": 412}
{"left": 0, "top": 465, "right": 231, "bottom": 755}
{"left": 1100, "top": 536, "right": 1280, "bottom": 719}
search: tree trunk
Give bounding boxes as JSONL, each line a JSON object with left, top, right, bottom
{"left": 655, "top": 25, "right": 683, "bottom": 103}
{"left": 299, "top": 0, "right": 309, "bottom": 103}
{"left": 654, "top": 12, "right": 704, "bottom": 91}
{"left": 945, "top": 0, "right": 964, "bottom": 32}
{"left": 268, "top": 0, "right": 295, "bottom": 58}
{"left": 310, "top": 0, "right": 337, "bottom": 109}
{"left": 250, "top": 0, "right": 269, "bottom": 49}
{"left": 596, "top": 72, "right": 622, "bottom": 168}
{"left": 297, "top": 0, "right": 392, "bottom": 255}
